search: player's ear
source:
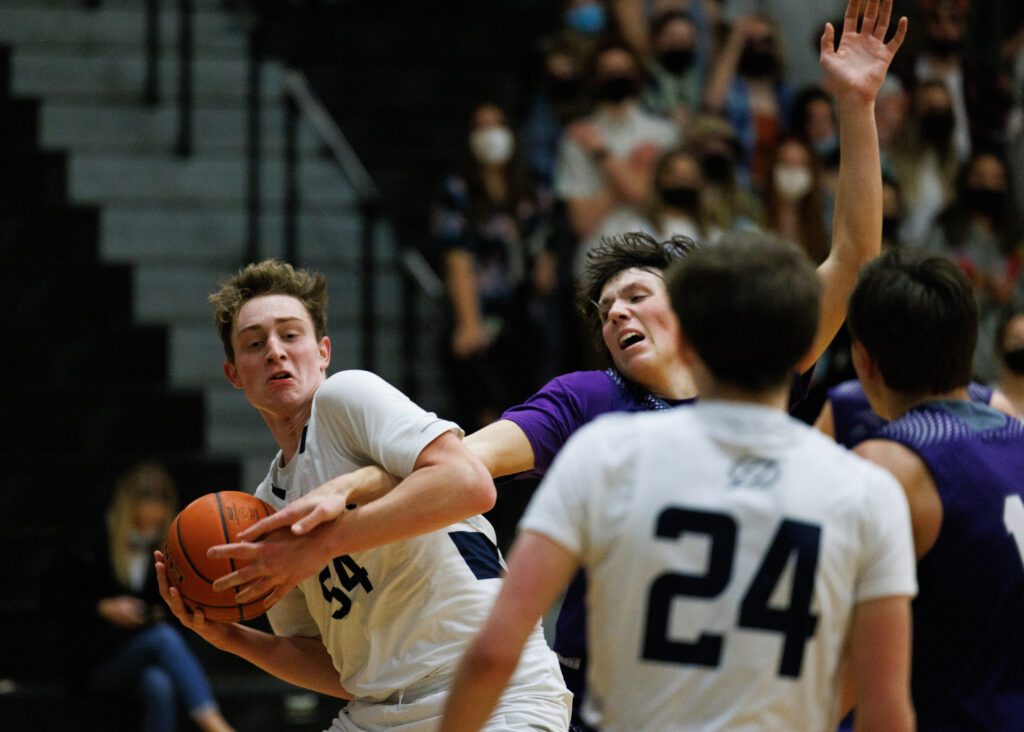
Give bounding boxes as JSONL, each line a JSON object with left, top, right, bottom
{"left": 850, "top": 340, "right": 878, "bottom": 380}
{"left": 319, "top": 336, "right": 331, "bottom": 370}
{"left": 224, "top": 360, "right": 243, "bottom": 389}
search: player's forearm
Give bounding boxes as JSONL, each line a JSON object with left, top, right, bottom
{"left": 465, "top": 419, "right": 536, "bottom": 478}
{"left": 440, "top": 642, "right": 520, "bottom": 732}
{"left": 833, "top": 94, "right": 882, "bottom": 271}
{"left": 852, "top": 694, "right": 914, "bottom": 732}
{"left": 328, "top": 455, "right": 495, "bottom": 554}
{"left": 803, "top": 95, "right": 881, "bottom": 369}
{"left": 214, "top": 624, "right": 352, "bottom": 700}
{"left": 344, "top": 464, "right": 401, "bottom": 506}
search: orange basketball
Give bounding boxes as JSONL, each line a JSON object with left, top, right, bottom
{"left": 163, "top": 490, "right": 276, "bottom": 622}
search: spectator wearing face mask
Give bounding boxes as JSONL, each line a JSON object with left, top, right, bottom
{"left": 925, "top": 150, "right": 1024, "bottom": 382}
{"left": 639, "top": 146, "right": 719, "bottom": 242}
{"left": 888, "top": 79, "right": 960, "bottom": 248}
{"left": 522, "top": 40, "right": 592, "bottom": 192}
{"left": 703, "top": 14, "right": 794, "bottom": 190}
{"left": 896, "top": 0, "right": 1012, "bottom": 163}
{"left": 762, "top": 136, "right": 830, "bottom": 265}
{"left": 688, "top": 113, "right": 761, "bottom": 233}
{"left": 555, "top": 38, "right": 680, "bottom": 275}
{"left": 435, "top": 102, "right": 550, "bottom": 430}
{"left": 545, "top": 0, "right": 612, "bottom": 72}
{"left": 993, "top": 299, "right": 1024, "bottom": 417}
{"left": 640, "top": 10, "right": 706, "bottom": 130}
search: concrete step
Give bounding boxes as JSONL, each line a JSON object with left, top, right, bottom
{"left": 67, "top": 152, "right": 357, "bottom": 206}
{"left": 11, "top": 50, "right": 284, "bottom": 103}
{"left": 132, "top": 263, "right": 405, "bottom": 325}
{"left": 0, "top": 6, "right": 246, "bottom": 53}
{"left": 39, "top": 102, "right": 322, "bottom": 154}
{"left": 100, "top": 204, "right": 397, "bottom": 266}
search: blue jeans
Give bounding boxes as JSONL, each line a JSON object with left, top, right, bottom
{"left": 89, "top": 622, "right": 218, "bottom": 732}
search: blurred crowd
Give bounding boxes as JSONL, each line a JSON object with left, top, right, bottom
{"left": 429, "top": 0, "right": 1024, "bottom": 430}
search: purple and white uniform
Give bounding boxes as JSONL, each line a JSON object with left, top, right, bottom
{"left": 875, "top": 400, "right": 1024, "bottom": 729}
{"left": 827, "top": 378, "right": 994, "bottom": 449}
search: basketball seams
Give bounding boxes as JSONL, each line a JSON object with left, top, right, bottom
{"left": 164, "top": 491, "right": 275, "bottom": 622}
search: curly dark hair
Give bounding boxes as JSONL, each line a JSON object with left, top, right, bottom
{"left": 575, "top": 232, "right": 700, "bottom": 349}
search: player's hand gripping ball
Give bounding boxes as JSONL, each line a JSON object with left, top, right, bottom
{"left": 163, "top": 491, "right": 275, "bottom": 622}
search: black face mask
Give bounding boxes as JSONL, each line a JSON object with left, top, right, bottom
{"left": 882, "top": 216, "right": 901, "bottom": 245}
{"left": 659, "top": 185, "right": 700, "bottom": 212}
{"left": 701, "top": 153, "right": 735, "bottom": 185}
{"left": 658, "top": 48, "right": 696, "bottom": 75}
{"left": 965, "top": 187, "right": 1006, "bottom": 220}
{"left": 920, "top": 110, "right": 955, "bottom": 148}
{"left": 596, "top": 75, "right": 639, "bottom": 103}
{"left": 1003, "top": 347, "right": 1024, "bottom": 374}
{"left": 738, "top": 45, "right": 778, "bottom": 79}
{"left": 547, "top": 74, "right": 584, "bottom": 102}
{"left": 926, "top": 35, "right": 963, "bottom": 58}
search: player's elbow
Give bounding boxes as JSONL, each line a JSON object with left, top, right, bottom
{"left": 453, "top": 452, "right": 497, "bottom": 515}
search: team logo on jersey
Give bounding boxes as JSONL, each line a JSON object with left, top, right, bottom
{"left": 728, "top": 456, "right": 780, "bottom": 489}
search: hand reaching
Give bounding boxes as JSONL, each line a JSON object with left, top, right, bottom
{"left": 206, "top": 524, "right": 338, "bottom": 608}
{"left": 820, "top": 0, "right": 907, "bottom": 104}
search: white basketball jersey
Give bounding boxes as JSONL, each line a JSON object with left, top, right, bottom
{"left": 521, "top": 401, "right": 916, "bottom": 731}
{"left": 254, "top": 371, "right": 568, "bottom": 727}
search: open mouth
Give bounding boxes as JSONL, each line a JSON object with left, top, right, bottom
{"left": 619, "top": 332, "right": 644, "bottom": 350}
{"left": 269, "top": 371, "right": 293, "bottom": 383}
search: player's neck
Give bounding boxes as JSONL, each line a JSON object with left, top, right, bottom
{"left": 643, "top": 366, "right": 698, "bottom": 401}
{"left": 259, "top": 402, "right": 313, "bottom": 466}
{"left": 887, "top": 385, "right": 971, "bottom": 420}
{"left": 1000, "top": 372, "right": 1024, "bottom": 413}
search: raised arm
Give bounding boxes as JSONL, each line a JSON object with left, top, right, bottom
{"left": 799, "top": 0, "right": 907, "bottom": 372}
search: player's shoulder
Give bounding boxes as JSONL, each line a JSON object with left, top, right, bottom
{"left": 797, "top": 417, "right": 901, "bottom": 485}
{"left": 828, "top": 378, "right": 867, "bottom": 404}
{"left": 536, "top": 369, "right": 622, "bottom": 411}
{"left": 315, "top": 369, "right": 401, "bottom": 405}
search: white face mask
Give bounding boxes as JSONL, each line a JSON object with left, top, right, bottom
{"left": 773, "top": 164, "right": 813, "bottom": 200}
{"left": 470, "top": 126, "right": 515, "bottom": 166}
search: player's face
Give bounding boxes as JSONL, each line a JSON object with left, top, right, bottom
{"left": 598, "top": 267, "right": 683, "bottom": 388}
{"left": 224, "top": 294, "right": 330, "bottom": 418}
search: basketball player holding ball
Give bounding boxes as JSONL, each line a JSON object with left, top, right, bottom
{"left": 154, "top": 260, "right": 570, "bottom": 731}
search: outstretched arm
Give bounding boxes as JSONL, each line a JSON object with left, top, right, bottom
{"left": 799, "top": 0, "right": 907, "bottom": 372}
{"left": 209, "top": 430, "right": 494, "bottom": 606}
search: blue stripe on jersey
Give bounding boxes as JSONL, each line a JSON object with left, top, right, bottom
{"left": 448, "top": 531, "right": 502, "bottom": 580}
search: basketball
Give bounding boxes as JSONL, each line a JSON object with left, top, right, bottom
{"left": 163, "top": 490, "right": 276, "bottom": 622}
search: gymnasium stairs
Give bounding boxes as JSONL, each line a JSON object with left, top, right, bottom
{"left": 0, "top": 1, "right": 371, "bottom": 728}
{"left": 0, "top": 1, "right": 552, "bottom": 727}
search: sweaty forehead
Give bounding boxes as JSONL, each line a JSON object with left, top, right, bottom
{"left": 599, "top": 267, "right": 665, "bottom": 302}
